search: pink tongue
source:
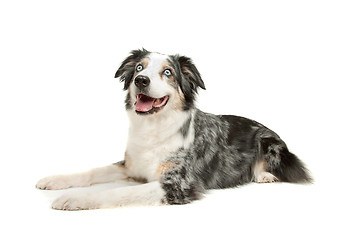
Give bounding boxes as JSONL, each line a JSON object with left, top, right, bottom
{"left": 136, "top": 95, "right": 155, "bottom": 112}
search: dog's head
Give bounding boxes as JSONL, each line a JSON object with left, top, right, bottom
{"left": 115, "top": 49, "right": 205, "bottom": 115}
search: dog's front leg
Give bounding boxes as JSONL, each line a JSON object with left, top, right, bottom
{"left": 51, "top": 181, "right": 165, "bottom": 210}
{"left": 36, "top": 163, "right": 126, "bottom": 190}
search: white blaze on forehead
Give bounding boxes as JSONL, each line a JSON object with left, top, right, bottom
{"left": 136, "top": 52, "right": 173, "bottom": 98}
{"left": 140, "top": 52, "right": 169, "bottom": 79}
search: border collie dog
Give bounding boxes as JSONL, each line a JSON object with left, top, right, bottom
{"left": 36, "top": 49, "right": 312, "bottom": 210}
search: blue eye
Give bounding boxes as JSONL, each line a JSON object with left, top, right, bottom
{"left": 136, "top": 65, "right": 143, "bottom": 72}
{"left": 163, "top": 69, "right": 172, "bottom": 76}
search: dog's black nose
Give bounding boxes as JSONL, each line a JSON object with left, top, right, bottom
{"left": 134, "top": 75, "right": 150, "bottom": 90}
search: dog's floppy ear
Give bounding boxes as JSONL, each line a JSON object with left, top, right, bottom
{"left": 114, "top": 49, "right": 149, "bottom": 90}
{"left": 177, "top": 56, "right": 206, "bottom": 91}
{"left": 170, "top": 54, "right": 206, "bottom": 110}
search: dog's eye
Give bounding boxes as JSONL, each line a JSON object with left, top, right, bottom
{"left": 136, "top": 65, "right": 143, "bottom": 72}
{"left": 163, "top": 69, "right": 172, "bottom": 76}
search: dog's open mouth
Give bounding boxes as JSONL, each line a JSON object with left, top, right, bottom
{"left": 135, "top": 94, "right": 169, "bottom": 114}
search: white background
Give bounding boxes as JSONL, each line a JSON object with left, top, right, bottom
{"left": 1, "top": 0, "right": 359, "bottom": 239}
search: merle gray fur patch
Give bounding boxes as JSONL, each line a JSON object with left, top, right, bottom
{"left": 160, "top": 110, "right": 312, "bottom": 204}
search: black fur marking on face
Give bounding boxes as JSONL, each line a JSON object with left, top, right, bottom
{"left": 169, "top": 55, "right": 206, "bottom": 111}
{"left": 114, "top": 48, "right": 150, "bottom": 90}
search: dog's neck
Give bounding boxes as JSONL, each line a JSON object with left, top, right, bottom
{"left": 126, "top": 109, "right": 194, "bottom": 145}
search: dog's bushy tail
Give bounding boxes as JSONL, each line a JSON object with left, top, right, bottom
{"left": 276, "top": 148, "right": 313, "bottom": 183}
{"left": 261, "top": 137, "right": 313, "bottom": 184}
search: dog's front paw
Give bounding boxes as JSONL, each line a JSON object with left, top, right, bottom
{"left": 36, "top": 175, "right": 69, "bottom": 190}
{"left": 36, "top": 175, "right": 74, "bottom": 190}
{"left": 36, "top": 173, "right": 90, "bottom": 190}
{"left": 52, "top": 192, "right": 99, "bottom": 211}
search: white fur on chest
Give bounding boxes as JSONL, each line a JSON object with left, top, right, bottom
{"left": 125, "top": 110, "right": 194, "bottom": 181}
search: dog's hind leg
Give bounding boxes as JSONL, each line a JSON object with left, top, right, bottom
{"left": 36, "top": 163, "right": 127, "bottom": 190}
{"left": 253, "top": 160, "right": 279, "bottom": 183}
{"left": 259, "top": 137, "right": 312, "bottom": 183}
